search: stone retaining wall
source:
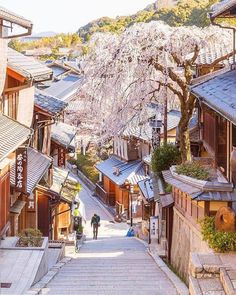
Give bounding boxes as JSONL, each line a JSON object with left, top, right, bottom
{"left": 171, "top": 208, "right": 211, "bottom": 282}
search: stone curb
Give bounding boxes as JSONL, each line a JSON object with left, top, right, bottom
{"left": 148, "top": 250, "right": 189, "bottom": 295}
{"left": 25, "top": 257, "right": 72, "bottom": 295}
{"left": 134, "top": 237, "right": 189, "bottom": 295}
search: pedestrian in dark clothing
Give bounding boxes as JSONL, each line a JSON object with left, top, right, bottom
{"left": 91, "top": 213, "right": 100, "bottom": 239}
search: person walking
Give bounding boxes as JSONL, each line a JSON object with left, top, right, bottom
{"left": 91, "top": 213, "right": 100, "bottom": 239}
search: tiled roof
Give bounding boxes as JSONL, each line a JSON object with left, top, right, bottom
{"left": 192, "top": 190, "right": 236, "bottom": 202}
{"left": 191, "top": 70, "right": 236, "bottom": 125}
{"left": 162, "top": 170, "right": 201, "bottom": 196}
{"left": 50, "top": 166, "right": 69, "bottom": 194}
{"left": 96, "top": 156, "right": 148, "bottom": 186}
{"left": 47, "top": 64, "right": 70, "bottom": 77}
{"left": 122, "top": 109, "right": 181, "bottom": 141}
{"left": 195, "top": 44, "right": 234, "bottom": 66}
{"left": 138, "top": 178, "right": 154, "bottom": 201}
{"left": 0, "top": 6, "right": 32, "bottom": 29}
{"left": 51, "top": 122, "right": 77, "bottom": 149}
{"left": 10, "top": 200, "right": 26, "bottom": 214}
{"left": 7, "top": 47, "right": 52, "bottom": 82}
{"left": 35, "top": 89, "right": 68, "bottom": 115}
{"left": 10, "top": 147, "right": 52, "bottom": 195}
{"left": 0, "top": 113, "right": 32, "bottom": 162}
{"left": 211, "top": 0, "right": 236, "bottom": 18}
{"left": 44, "top": 75, "right": 82, "bottom": 101}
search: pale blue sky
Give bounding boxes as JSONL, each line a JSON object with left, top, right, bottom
{"left": 1, "top": 0, "right": 155, "bottom": 33}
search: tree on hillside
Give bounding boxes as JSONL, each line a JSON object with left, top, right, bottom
{"left": 77, "top": 21, "right": 232, "bottom": 162}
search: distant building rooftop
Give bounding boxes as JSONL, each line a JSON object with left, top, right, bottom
{"left": 96, "top": 156, "right": 148, "bottom": 186}
{"left": 7, "top": 47, "right": 53, "bottom": 82}
{"left": 122, "top": 109, "right": 181, "bottom": 142}
{"left": 211, "top": 0, "right": 236, "bottom": 19}
{"left": 35, "top": 89, "right": 68, "bottom": 116}
{"left": 51, "top": 122, "right": 77, "bottom": 150}
{"left": 44, "top": 74, "right": 82, "bottom": 101}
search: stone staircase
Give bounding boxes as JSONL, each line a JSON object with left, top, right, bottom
{"left": 189, "top": 253, "right": 236, "bottom": 295}
{"left": 38, "top": 237, "right": 178, "bottom": 295}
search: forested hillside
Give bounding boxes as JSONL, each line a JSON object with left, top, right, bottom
{"left": 77, "top": 0, "right": 218, "bottom": 41}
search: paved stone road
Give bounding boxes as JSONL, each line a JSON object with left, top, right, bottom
{"left": 40, "top": 183, "right": 178, "bottom": 295}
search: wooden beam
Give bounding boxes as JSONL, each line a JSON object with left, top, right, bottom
{"left": 7, "top": 68, "right": 26, "bottom": 83}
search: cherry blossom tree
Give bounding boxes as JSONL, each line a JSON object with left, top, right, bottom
{"left": 77, "top": 21, "right": 232, "bottom": 162}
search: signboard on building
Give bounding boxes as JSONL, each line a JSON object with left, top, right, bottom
{"left": 15, "top": 147, "right": 28, "bottom": 194}
{"left": 58, "top": 147, "right": 65, "bottom": 167}
{"left": 27, "top": 193, "right": 36, "bottom": 212}
{"left": 150, "top": 216, "right": 159, "bottom": 240}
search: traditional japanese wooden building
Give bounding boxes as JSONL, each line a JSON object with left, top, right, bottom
{"left": 0, "top": 114, "right": 32, "bottom": 237}
{"left": 51, "top": 121, "right": 77, "bottom": 168}
{"left": 34, "top": 89, "right": 77, "bottom": 239}
{"left": 0, "top": 8, "right": 33, "bottom": 238}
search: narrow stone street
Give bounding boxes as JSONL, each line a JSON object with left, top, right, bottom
{"left": 40, "top": 183, "right": 178, "bottom": 295}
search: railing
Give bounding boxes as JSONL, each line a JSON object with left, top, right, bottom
{"left": 96, "top": 182, "right": 108, "bottom": 204}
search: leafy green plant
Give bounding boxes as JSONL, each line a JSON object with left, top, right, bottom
{"left": 175, "top": 161, "right": 210, "bottom": 180}
{"left": 151, "top": 143, "right": 181, "bottom": 175}
{"left": 200, "top": 216, "right": 236, "bottom": 252}
{"left": 68, "top": 152, "right": 99, "bottom": 183}
{"left": 17, "top": 228, "right": 43, "bottom": 247}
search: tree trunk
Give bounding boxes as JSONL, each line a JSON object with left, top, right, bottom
{"left": 178, "top": 102, "right": 195, "bottom": 162}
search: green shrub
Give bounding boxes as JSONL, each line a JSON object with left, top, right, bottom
{"left": 200, "top": 216, "right": 236, "bottom": 252}
{"left": 17, "top": 228, "right": 43, "bottom": 247}
{"left": 75, "top": 152, "right": 99, "bottom": 183}
{"left": 151, "top": 144, "right": 181, "bottom": 174}
{"left": 175, "top": 161, "right": 210, "bottom": 180}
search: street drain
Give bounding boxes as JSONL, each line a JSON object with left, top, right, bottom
{"left": 0, "top": 283, "right": 12, "bottom": 288}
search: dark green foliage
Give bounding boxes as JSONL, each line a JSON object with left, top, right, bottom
{"left": 200, "top": 216, "right": 236, "bottom": 252}
{"left": 151, "top": 144, "right": 181, "bottom": 174}
{"left": 18, "top": 228, "right": 43, "bottom": 247}
{"left": 175, "top": 161, "right": 210, "bottom": 180}
{"left": 69, "top": 152, "right": 99, "bottom": 184}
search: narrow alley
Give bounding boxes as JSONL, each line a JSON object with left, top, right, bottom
{"left": 39, "top": 183, "right": 178, "bottom": 295}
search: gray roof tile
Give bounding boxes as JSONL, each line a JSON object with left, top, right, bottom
{"left": 35, "top": 89, "right": 68, "bottom": 115}
{"left": 51, "top": 122, "right": 76, "bottom": 149}
{"left": 0, "top": 113, "right": 32, "bottom": 162}
{"left": 50, "top": 166, "right": 69, "bottom": 194}
{"left": 96, "top": 156, "right": 147, "bottom": 186}
{"left": 191, "top": 70, "right": 236, "bottom": 124}
{"left": 10, "top": 147, "right": 52, "bottom": 194}
{"left": 195, "top": 43, "right": 234, "bottom": 66}
{"left": 7, "top": 47, "right": 52, "bottom": 82}
{"left": 44, "top": 75, "right": 82, "bottom": 101}
{"left": 122, "top": 109, "right": 181, "bottom": 141}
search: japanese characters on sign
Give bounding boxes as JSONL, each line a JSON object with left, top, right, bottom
{"left": 27, "top": 193, "right": 36, "bottom": 212}
{"left": 58, "top": 147, "right": 65, "bottom": 167}
{"left": 150, "top": 216, "right": 159, "bottom": 240}
{"left": 15, "top": 147, "right": 28, "bottom": 193}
